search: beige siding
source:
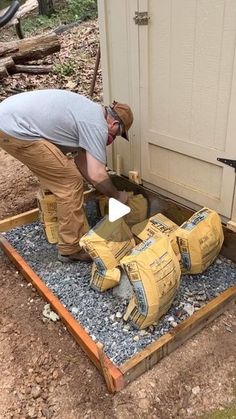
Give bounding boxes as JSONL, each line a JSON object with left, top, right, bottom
{"left": 98, "top": 0, "right": 236, "bottom": 220}
{"left": 98, "top": 0, "right": 140, "bottom": 174}
{"left": 141, "top": 0, "right": 236, "bottom": 218}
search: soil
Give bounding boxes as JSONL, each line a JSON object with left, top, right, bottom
{"left": 0, "top": 19, "right": 236, "bottom": 419}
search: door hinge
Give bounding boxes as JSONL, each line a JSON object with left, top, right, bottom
{"left": 133, "top": 11, "right": 150, "bottom": 25}
{"left": 217, "top": 158, "right": 236, "bottom": 172}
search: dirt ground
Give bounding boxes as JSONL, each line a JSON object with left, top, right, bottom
{"left": 1, "top": 148, "right": 236, "bottom": 419}
{"left": 0, "top": 19, "right": 236, "bottom": 419}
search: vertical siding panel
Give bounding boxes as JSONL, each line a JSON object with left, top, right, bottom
{"left": 169, "top": 0, "right": 196, "bottom": 141}
{"left": 214, "top": 0, "right": 236, "bottom": 151}
{"left": 190, "top": 0, "right": 226, "bottom": 147}
{"left": 149, "top": 0, "right": 171, "bottom": 133}
{"left": 98, "top": 0, "right": 139, "bottom": 175}
{"left": 99, "top": 0, "right": 236, "bottom": 219}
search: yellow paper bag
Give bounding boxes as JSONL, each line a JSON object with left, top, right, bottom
{"left": 80, "top": 216, "right": 135, "bottom": 270}
{"left": 124, "top": 194, "right": 148, "bottom": 227}
{"left": 176, "top": 207, "right": 224, "bottom": 274}
{"left": 90, "top": 263, "right": 121, "bottom": 292}
{"left": 121, "top": 235, "right": 181, "bottom": 329}
{"left": 132, "top": 213, "right": 180, "bottom": 258}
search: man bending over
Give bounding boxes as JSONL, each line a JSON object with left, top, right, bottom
{"left": 0, "top": 89, "right": 133, "bottom": 262}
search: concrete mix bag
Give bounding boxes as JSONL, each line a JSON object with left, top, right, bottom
{"left": 176, "top": 207, "right": 224, "bottom": 274}
{"left": 37, "top": 189, "right": 59, "bottom": 244}
{"left": 98, "top": 193, "right": 134, "bottom": 217}
{"left": 98, "top": 192, "right": 148, "bottom": 227}
{"left": 90, "top": 263, "right": 121, "bottom": 292}
{"left": 125, "top": 193, "right": 148, "bottom": 226}
{"left": 37, "top": 188, "right": 89, "bottom": 244}
{"left": 79, "top": 216, "right": 135, "bottom": 270}
{"left": 120, "top": 235, "right": 181, "bottom": 329}
{"left": 98, "top": 192, "right": 134, "bottom": 217}
{"left": 131, "top": 213, "right": 180, "bottom": 258}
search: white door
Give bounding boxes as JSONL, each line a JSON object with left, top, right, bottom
{"left": 139, "top": 0, "right": 236, "bottom": 218}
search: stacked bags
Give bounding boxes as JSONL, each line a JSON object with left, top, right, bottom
{"left": 131, "top": 207, "right": 223, "bottom": 275}
{"left": 80, "top": 198, "right": 224, "bottom": 329}
{"left": 120, "top": 207, "right": 224, "bottom": 328}
{"left": 83, "top": 192, "right": 148, "bottom": 293}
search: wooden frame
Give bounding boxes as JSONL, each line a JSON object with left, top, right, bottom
{"left": 0, "top": 229, "right": 124, "bottom": 393}
{"left": 1, "top": 179, "right": 236, "bottom": 392}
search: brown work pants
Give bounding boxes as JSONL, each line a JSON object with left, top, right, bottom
{"left": 0, "top": 131, "right": 86, "bottom": 255}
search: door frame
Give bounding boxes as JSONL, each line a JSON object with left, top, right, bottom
{"left": 98, "top": 0, "right": 141, "bottom": 176}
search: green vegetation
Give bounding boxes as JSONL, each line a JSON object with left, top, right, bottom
{"left": 21, "top": 0, "right": 97, "bottom": 36}
{"left": 53, "top": 60, "right": 76, "bottom": 78}
{"left": 203, "top": 406, "right": 236, "bottom": 419}
{"left": 68, "top": 0, "right": 97, "bottom": 21}
{"left": 22, "top": 14, "right": 59, "bottom": 34}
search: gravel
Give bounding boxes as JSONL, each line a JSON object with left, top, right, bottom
{"left": 4, "top": 221, "right": 236, "bottom": 366}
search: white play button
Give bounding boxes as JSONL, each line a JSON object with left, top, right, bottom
{"left": 108, "top": 198, "right": 131, "bottom": 222}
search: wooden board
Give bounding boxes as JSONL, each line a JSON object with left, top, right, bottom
{"left": 0, "top": 208, "right": 39, "bottom": 232}
{"left": 120, "top": 285, "right": 236, "bottom": 385}
{"left": 1, "top": 179, "right": 236, "bottom": 392}
{"left": 0, "top": 234, "right": 124, "bottom": 393}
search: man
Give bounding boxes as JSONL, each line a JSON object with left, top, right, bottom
{"left": 0, "top": 89, "right": 133, "bottom": 262}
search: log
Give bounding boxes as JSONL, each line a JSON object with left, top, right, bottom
{"left": 0, "top": 41, "right": 19, "bottom": 57}
{"left": 0, "top": 66, "right": 9, "bottom": 78}
{"left": 12, "top": 32, "right": 60, "bottom": 63}
{"left": 0, "top": 33, "right": 60, "bottom": 80}
{"left": 0, "top": 56, "right": 15, "bottom": 69}
{"left": 0, "top": 33, "right": 60, "bottom": 62}
{"left": 10, "top": 64, "right": 53, "bottom": 74}
{"left": 0, "top": 33, "right": 60, "bottom": 79}
{"left": 4, "top": 88, "right": 26, "bottom": 95}
{"left": 0, "top": 56, "right": 15, "bottom": 79}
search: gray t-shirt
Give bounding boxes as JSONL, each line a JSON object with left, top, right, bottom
{"left": 0, "top": 89, "right": 108, "bottom": 164}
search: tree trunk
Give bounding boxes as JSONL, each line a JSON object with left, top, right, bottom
{"left": 38, "top": 0, "right": 54, "bottom": 16}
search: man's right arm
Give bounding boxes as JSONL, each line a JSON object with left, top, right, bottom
{"left": 74, "top": 150, "right": 128, "bottom": 203}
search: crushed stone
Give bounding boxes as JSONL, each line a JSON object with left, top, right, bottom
{"left": 4, "top": 222, "right": 236, "bottom": 366}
